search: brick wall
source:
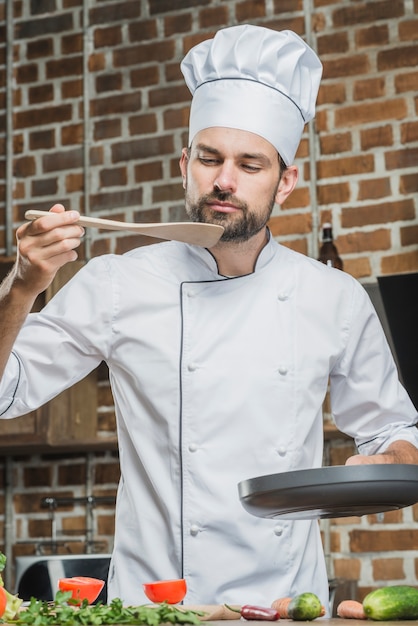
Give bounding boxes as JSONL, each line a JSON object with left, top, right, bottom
{"left": 0, "top": 0, "right": 417, "bottom": 599}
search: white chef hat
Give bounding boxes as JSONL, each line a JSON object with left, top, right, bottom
{"left": 181, "top": 24, "right": 323, "bottom": 165}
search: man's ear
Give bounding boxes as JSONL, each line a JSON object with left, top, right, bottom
{"left": 275, "top": 165, "right": 298, "bottom": 206}
{"left": 179, "top": 148, "right": 189, "bottom": 189}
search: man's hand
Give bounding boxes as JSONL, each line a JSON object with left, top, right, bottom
{"left": 346, "top": 440, "right": 418, "bottom": 466}
{"left": 14, "top": 204, "right": 84, "bottom": 297}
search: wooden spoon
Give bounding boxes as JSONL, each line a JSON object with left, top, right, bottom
{"left": 25, "top": 210, "right": 224, "bottom": 248}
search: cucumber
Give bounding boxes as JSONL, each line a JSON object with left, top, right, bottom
{"left": 363, "top": 585, "right": 418, "bottom": 620}
{"left": 288, "top": 593, "right": 322, "bottom": 621}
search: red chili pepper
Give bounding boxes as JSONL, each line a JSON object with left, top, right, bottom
{"left": 240, "top": 605, "right": 280, "bottom": 621}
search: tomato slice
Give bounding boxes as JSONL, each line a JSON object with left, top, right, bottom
{"left": 0, "top": 586, "right": 7, "bottom": 617}
{"left": 58, "top": 576, "right": 104, "bottom": 605}
{"left": 142, "top": 578, "right": 187, "bottom": 604}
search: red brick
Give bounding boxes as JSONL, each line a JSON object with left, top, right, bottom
{"left": 350, "top": 528, "right": 418, "bottom": 552}
{"left": 399, "top": 19, "right": 418, "bottom": 41}
{"left": 361, "top": 125, "right": 393, "bottom": 151}
{"left": 89, "top": 0, "right": 141, "bottom": 25}
{"left": 66, "top": 173, "right": 83, "bottom": 193}
{"left": 164, "top": 107, "right": 190, "bottom": 131}
{"left": 130, "top": 66, "right": 159, "bottom": 89}
{"left": 358, "top": 177, "right": 391, "bottom": 200}
{"left": 355, "top": 25, "right": 389, "bottom": 48}
{"left": 88, "top": 52, "right": 106, "bottom": 72}
{"left": 93, "top": 25, "right": 122, "bottom": 49}
{"left": 100, "top": 167, "right": 127, "bottom": 188}
{"left": 281, "top": 186, "right": 310, "bottom": 209}
{"left": 46, "top": 56, "right": 83, "bottom": 79}
{"left": 61, "top": 123, "right": 83, "bottom": 145}
{"left": 381, "top": 249, "right": 418, "bottom": 274}
{"left": 61, "top": 33, "right": 83, "bottom": 55}
{"left": 164, "top": 13, "right": 192, "bottom": 36}
{"left": 134, "top": 161, "right": 163, "bottom": 183}
{"left": 333, "top": 558, "right": 361, "bottom": 581}
{"left": 342, "top": 199, "right": 415, "bottom": 228}
{"left": 385, "top": 147, "right": 418, "bottom": 170}
{"left": 58, "top": 463, "right": 87, "bottom": 485}
{"left": 29, "top": 129, "right": 55, "bottom": 150}
{"left": 372, "top": 558, "right": 405, "bottom": 581}
{"left": 111, "top": 135, "right": 174, "bottom": 163}
{"left": 149, "top": 84, "right": 190, "bottom": 108}
{"left": 268, "top": 212, "right": 312, "bottom": 237}
{"left": 152, "top": 183, "right": 184, "bottom": 204}
{"left": 16, "top": 63, "right": 38, "bottom": 83}
{"left": 317, "top": 82, "right": 346, "bottom": 105}
{"left": 399, "top": 173, "right": 418, "bottom": 194}
{"left": 378, "top": 44, "right": 418, "bottom": 71}
{"left": 317, "top": 32, "right": 349, "bottom": 56}
{"left": 198, "top": 6, "right": 229, "bottom": 28}
{"left": 94, "top": 118, "right": 121, "bottom": 141}
{"left": 23, "top": 466, "right": 52, "bottom": 487}
{"left": 335, "top": 99, "right": 407, "bottom": 128}
{"left": 28, "top": 83, "right": 54, "bottom": 104}
{"left": 42, "top": 148, "right": 83, "bottom": 173}
{"left": 90, "top": 92, "right": 141, "bottom": 117}
{"left": 320, "top": 132, "right": 352, "bottom": 154}
{"left": 236, "top": 0, "right": 267, "bottom": 21}
{"left": 400, "top": 224, "right": 418, "bottom": 247}
{"left": 113, "top": 40, "right": 175, "bottom": 68}
{"left": 95, "top": 73, "right": 122, "bottom": 94}
{"left": 15, "top": 13, "right": 73, "bottom": 39}
{"left": 354, "top": 77, "right": 385, "bottom": 101}
{"left": 401, "top": 121, "right": 418, "bottom": 144}
{"left": 333, "top": 1, "right": 404, "bottom": 27}
{"left": 32, "top": 178, "right": 58, "bottom": 197}
{"left": 27, "top": 37, "right": 54, "bottom": 59}
{"left": 14, "top": 155, "right": 36, "bottom": 177}
{"left": 129, "top": 113, "right": 158, "bottom": 136}
{"left": 317, "top": 182, "right": 351, "bottom": 205}
{"left": 338, "top": 229, "right": 391, "bottom": 254}
{"left": 149, "top": 0, "right": 209, "bottom": 13}
{"left": 62, "top": 78, "right": 83, "bottom": 99}
{"left": 322, "top": 55, "right": 370, "bottom": 80}
{"left": 395, "top": 70, "right": 418, "bottom": 93}
{"left": 15, "top": 104, "right": 73, "bottom": 129}
{"left": 89, "top": 189, "right": 143, "bottom": 212}
{"left": 317, "top": 154, "right": 374, "bottom": 179}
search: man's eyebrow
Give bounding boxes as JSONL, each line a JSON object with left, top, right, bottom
{"left": 195, "top": 143, "right": 272, "bottom": 165}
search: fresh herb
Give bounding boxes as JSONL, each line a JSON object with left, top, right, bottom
{"left": 7, "top": 592, "right": 203, "bottom": 626}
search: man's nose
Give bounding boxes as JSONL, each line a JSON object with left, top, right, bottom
{"left": 213, "top": 163, "right": 237, "bottom": 193}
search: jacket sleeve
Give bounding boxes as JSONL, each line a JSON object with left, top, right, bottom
{"left": 329, "top": 279, "right": 418, "bottom": 455}
{"left": 0, "top": 256, "right": 113, "bottom": 418}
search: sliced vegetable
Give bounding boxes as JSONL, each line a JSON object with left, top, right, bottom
{"left": 58, "top": 576, "right": 104, "bottom": 605}
{"left": 363, "top": 585, "right": 418, "bottom": 621}
{"left": 143, "top": 579, "right": 187, "bottom": 604}
{"left": 0, "top": 586, "right": 7, "bottom": 618}
{"left": 0, "top": 551, "right": 23, "bottom": 620}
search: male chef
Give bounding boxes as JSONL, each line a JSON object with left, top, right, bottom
{"left": 1, "top": 25, "right": 418, "bottom": 609}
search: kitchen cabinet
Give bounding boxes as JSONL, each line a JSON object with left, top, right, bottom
{"left": 0, "top": 261, "right": 117, "bottom": 454}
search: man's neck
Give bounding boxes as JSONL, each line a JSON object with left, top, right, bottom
{"left": 209, "top": 228, "right": 269, "bottom": 277}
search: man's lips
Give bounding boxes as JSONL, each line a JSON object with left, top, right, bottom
{"left": 206, "top": 201, "right": 241, "bottom": 213}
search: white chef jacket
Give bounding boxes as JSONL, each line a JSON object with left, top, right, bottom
{"left": 1, "top": 235, "right": 418, "bottom": 609}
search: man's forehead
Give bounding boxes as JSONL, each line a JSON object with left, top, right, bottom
{"left": 191, "top": 127, "right": 277, "bottom": 160}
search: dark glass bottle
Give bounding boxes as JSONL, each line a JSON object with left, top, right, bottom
{"left": 318, "top": 222, "right": 343, "bottom": 270}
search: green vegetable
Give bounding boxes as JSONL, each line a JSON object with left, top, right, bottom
{"left": 8, "top": 592, "right": 203, "bottom": 625}
{"left": 288, "top": 593, "right": 323, "bottom": 621}
{"left": 363, "top": 585, "right": 418, "bottom": 621}
{"left": 0, "top": 552, "right": 23, "bottom": 621}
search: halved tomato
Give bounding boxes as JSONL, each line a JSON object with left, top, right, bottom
{"left": 0, "top": 586, "right": 7, "bottom": 617}
{"left": 143, "top": 578, "right": 187, "bottom": 604}
{"left": 58, "top": 576, "right": 104, "bottom": 605}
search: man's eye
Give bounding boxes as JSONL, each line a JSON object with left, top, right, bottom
{"left": 242, "top": 163, "right": 261, "bottom": 172}
{"left": 198, "top": 157, "right": 219, "bottom": 165}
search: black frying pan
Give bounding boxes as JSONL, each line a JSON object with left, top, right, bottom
{"left": 238, "top": 464, "right": 418, "bottom": 519}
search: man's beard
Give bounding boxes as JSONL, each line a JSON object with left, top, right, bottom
{"left": 185, "top": 189, "right": 277, "bottom": 242}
